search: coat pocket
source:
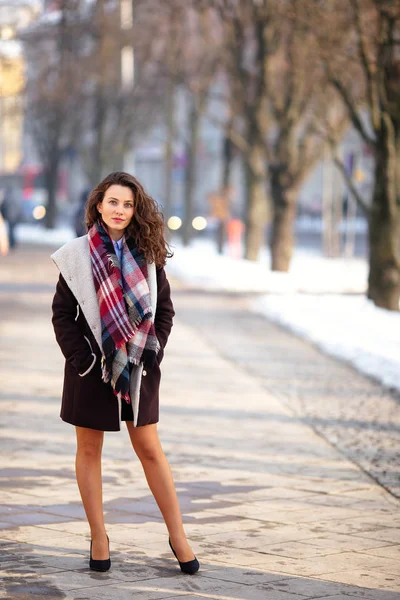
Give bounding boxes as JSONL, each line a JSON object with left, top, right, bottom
{"left": 78, "top": 336, "right": 97, "bottom": 377}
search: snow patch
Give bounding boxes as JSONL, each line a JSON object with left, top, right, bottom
{"left": 16, "top": 224, "right": 75, "bottom": 246}
{"left": 252, "top": 294, "right": 400, "bottom": 392}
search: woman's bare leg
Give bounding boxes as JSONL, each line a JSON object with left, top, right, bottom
{"left": 126, "top": 422, "right": 195, "bottom": 562}
{"left": 75, "top": 426, "right": 109, "bottom": 560}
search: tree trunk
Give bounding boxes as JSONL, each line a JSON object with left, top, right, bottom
{"left": 217, "top": 134, "right": 234, "bottom": 254}
{"left": 44, "top": 166, "right": 59, "bottom": 229}
{"left": 322, "top": 144, "right": 334, "bottom": 257}
{"left": 367, "top": 126, "right": 400, "bottom": 311}
{"left": 91, "top": 92, "right": 106, "bottom": 185}
{"left": 182, "top": 96, "right": 200, "bottom": 247}
{"left": 164, "top": 78, "right": 175, "bottom": 224}
{"left": 90, "top": 0, "right": 107, "bottom": 186}
{"left": 332, "top": 168, "right": 343, "bottom": 258}
{"left": 269, "top": 171, "right": 298, "bottom": 272}
{"left": 368, "top": 213, "right": 400, "bottom": 310}
{"left": 344, "top": 191, "right": 357, "bottom": 258}
{"left": 244, "top": 144, "right": 268, "bottom": 261}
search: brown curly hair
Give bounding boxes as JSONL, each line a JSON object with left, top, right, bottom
{"left": 85, "top": 171, "right": 172, "bottom": 267}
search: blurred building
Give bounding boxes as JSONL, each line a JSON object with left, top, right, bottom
{"left": 0, "top": 1, "right": 41, "bottom": 174}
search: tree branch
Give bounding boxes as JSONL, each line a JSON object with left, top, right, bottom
{"left": 351, "top": 0, "right": 378, "bottom": 127}
{"left": 332, "top": 154, "right": 370, "bottom": 216}
{"left": 328, "top": 73, "right": 376, "bottom": 147}
{"left": 204, "top": 112, "right": 249, "bottom": 154}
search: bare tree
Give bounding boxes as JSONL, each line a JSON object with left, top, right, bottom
{"left": 168, "top": 4, "right": 220, "bottom": 246}
{"left": 209, "top": 1, "right": 273, "bottom": 260}
{"left": 266, "top": 0, "right": 327, "bottom": 271}
{"left": 74, "top": 1, "right": 166, "bottom": 186}
{"left": 24, "top": 0, "right": 86, "bottom": 228}
{"left": 318, "top": 0, "right": 400, "bottom": 310}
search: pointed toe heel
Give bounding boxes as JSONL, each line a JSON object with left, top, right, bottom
{"left": 89, "top": 536, "right": 111, "bottom": 572}
{"left": 169, "top": 538, "right": 199, "bottom": 575}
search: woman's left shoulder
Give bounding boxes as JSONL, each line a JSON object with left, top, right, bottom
{"left": 51, "top": 235, "right": 89, "bottom": 265}
{"left": 155, "top": 264, "right": 169, "bottom": 280}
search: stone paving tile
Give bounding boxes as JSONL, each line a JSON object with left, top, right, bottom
{"left": 0, "top": 572, "right": 119, "bottom": 598}
{"left": 261, "top": 576, "right": 400, "bottom": 599}
{"left": 0, "top": 527, "right": 88, "bottom": 553}
{"left": 70, "top": 584, "right": 177, "bottom": 600}
{"left": 296, "top": 519, "right": 398, "bottom": 537}
{"left": 352, "top": 528, "right": 400, "bottom": 544}
{"left": 204, "top": 542, "right": 400, "bottom": 580}
{"left": 0, "top": 511, "right": 79, "bottom": 527}
{"left": 297, "top": 534, "right": 398, "bottom": 552}
{"left": 210, "top": 486, "right": 319, "bottom": 503}
{"left": 0, "top": 521, "right": 17, "bottom": 530}
{"left": 250, "top": 540, "right": 343, "bottom": 559}
{"left": 0, "top": 560, "right": 64, "bottom": 576}
{"left": 311, "top": 596, "right": 396, "bottom": 600}
{"left": 181, "top": 518, "right": 270, "bottom": 538}
{"left": 310, "top": 596, "right": 361, "bottom": 600}
{"left": 191, "top": 524, "right": 345, "bottom": 548}
{"left": 0, "top": 504, "right": 29, "bottom": 516}
{"left": 265, "top": 551, "right": 399, "bottom": 578}
{"left": 360, "top": 544, "right": 400, "bottom": 560}
{"left": 0, "top": 577, "right": 69, "bottom": 600}
{"left": 194, "top": 565, "right": 288, "bottom": 587}
{"left": 316, "top": 569, "right": 400, "bottom": 593}
{"left": 335, "top": 586, "right": 400, "bottom": 599}
{"left": 334, "top": 514, "right": 400, "bottom": 528}
{"left": 28, "top": 551, "right": 91, "bottom": 571}
{"left": 169, "top": 595, "right": 306, "bottom": 600}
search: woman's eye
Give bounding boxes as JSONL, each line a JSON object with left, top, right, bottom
{"left": 125, "top": 204, "right": 133, "bottom": 208}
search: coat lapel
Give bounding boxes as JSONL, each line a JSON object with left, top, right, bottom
{"left": 51, "top": 236, "right": 103, "bottom": 351}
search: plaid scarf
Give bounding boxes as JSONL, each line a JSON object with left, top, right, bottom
{"left": 88, "top": 220, "right": 159, "bottom": 403}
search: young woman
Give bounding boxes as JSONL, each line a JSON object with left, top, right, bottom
{"left": 51, "top": 171, "right": 199, "bottom": 575}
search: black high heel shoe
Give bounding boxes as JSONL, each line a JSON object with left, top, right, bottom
{"left": 169, "top": 538, "right": 199, "bottom": 575}
{"left": 90, "top": 535, "right": 111, "bottom": 572}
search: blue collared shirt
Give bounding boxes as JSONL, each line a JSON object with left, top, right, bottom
{"left": 112, "top": 237, "right": 123, "bottom": 265}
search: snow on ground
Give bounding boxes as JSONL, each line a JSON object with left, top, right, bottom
{"left": 13, "top": 225, "right": 400, "bottom": 393}
{"left": 167, "top": 238, "right": 400, "bottom": 394}
{"left": 168, "top": 238, "right": 368, "bottom": 294}
{"left": 15, "top": 223, "right": 75, "bottom": 246}
{"left": 252, "top": 294, "right": 400, "bottom": 392}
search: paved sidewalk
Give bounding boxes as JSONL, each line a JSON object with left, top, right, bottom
{"left": 174, "top": 291, "right": 400, "bottom": 498}
{"left": 0, "top": 246, "right": 399, "bottom": 600}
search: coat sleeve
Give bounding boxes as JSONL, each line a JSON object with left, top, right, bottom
{"left": 52, "top": 273, "right": 97, "bottom": 375}
{"left": 154, "top": 267, "right": 175, "bottom": 360}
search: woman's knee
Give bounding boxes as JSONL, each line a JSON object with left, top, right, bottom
{"left": 128, "top": 424, "right": 163, "bottom": 463}
{"left": 76, "top": 427, "right": 103, "bottom": 460}
{"left": 135, "top": 442, "right": 163, "bottom": 463}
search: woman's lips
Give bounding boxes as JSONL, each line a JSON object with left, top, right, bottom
{"left": 112, "top": 218, "right": 124, "bottom": 223}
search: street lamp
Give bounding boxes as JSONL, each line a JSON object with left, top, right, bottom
{"left": 120, "top": 0, "right": 135, "bottom": 173}
{"left": 0, "top": 24, "right": 14, "bottom": 39}
{"left": 120, "top": 0, "right": 134, "bottom": 91}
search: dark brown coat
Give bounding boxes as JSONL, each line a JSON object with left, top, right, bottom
{"left": 52, "top": 267, "right": 174, "bottom": 431}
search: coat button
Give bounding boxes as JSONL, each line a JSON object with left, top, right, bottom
{"left": 143, "top": 370, "right": 147, "bottom": 376}
{"left": 92, "top": 325, "right": 97, "bottom": 330}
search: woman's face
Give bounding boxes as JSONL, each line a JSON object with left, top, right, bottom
{"left": 97, "top": 185, "right": 134, "bottom": 240}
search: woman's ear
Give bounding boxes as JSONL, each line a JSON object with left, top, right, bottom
{"left": 97, "top": 202, "right": 102, "bottom": 214}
